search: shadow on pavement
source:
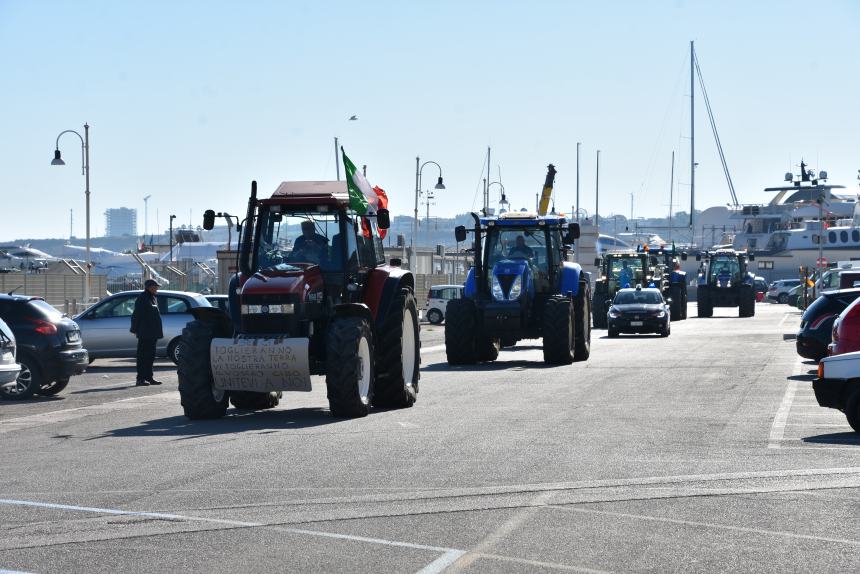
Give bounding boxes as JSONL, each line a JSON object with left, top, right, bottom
{"left": 422, "top": 359, "right": 560, "bottom": 372}
{"left": 802, "top": 432, "right": 860, "bottom": 446}
{"left": 787, "top": 374, "right": 817, "bottom": 382}
{"left": 92, "top": 407, "right": 338, "bottom": 439}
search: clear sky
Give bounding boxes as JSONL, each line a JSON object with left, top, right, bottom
{"left": 1, "top": 0, "right": 858, "bottom": 241}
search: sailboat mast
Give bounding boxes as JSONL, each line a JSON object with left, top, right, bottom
{"left": 669, "top": 150, "right": 675, "bottom": 243}
{"left": 690, "top": 41, "right": 696, "bottom": 245}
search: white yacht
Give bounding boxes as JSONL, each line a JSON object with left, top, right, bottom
{"left": 730, "top": 161, "right": 857, "bottom": 253}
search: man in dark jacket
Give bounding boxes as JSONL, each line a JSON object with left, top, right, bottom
{"left": 130, "top": 279, "right": 164, "bottom": 386}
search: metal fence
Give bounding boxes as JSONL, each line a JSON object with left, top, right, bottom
{"left": 0, "top": 273, "right": 107, "bottom": 314}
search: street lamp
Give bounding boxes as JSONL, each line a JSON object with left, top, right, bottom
{"left": 414, "top": 158, "right": 445, "bottom": 248}
{"left": 488, "top": 181, "right": 508, "bottom": 214}
{"left": 169, "top": 214, "right": 177, "bottom": 263}
{"left": 52, "top": 123, "right": 91, "bottom": 304}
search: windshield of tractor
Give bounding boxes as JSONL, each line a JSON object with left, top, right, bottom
{"left": 708, "top": 257, "right": 741, "bottom": 284}
{"left": 485, "top": 227, "right": 550, "bottom": 271}
{"left": 254, "top": 206, "right": 357, "bottom": 272}
{"left": 607, "top": 257, "right": 644, "bottom": 288}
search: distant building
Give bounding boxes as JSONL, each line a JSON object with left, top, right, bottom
{"left": 105, "top": 208, "right": 137, "bottom": 237}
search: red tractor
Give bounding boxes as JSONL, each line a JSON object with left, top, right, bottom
{"left": 178, "top": 180, "right": 420, "bottom": 419}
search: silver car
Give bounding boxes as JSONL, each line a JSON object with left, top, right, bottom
{"left": 0, "top": 318, "right": 21, "bottom": 388}
{"left": 75, "top": 290, "right": 211, "bottom": 364}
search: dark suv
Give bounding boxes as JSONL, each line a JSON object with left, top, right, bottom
{"left": 0, "top": 294, "right": 89, "bottom": 399}
{"left": 796, "top": 288, "right": 860, "bottom": 361}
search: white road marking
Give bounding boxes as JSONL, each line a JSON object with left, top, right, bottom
{"left": 550, "top": 505, "right": 860, "bottom": 547}
{"left": 472, "top": 553, "right": 613, "bottom": 573}
{"left": 0, "top": 498, "right": 465, "bottom": 574}
{"left": 768, "top": 359, "right": 802, "bottom": 449}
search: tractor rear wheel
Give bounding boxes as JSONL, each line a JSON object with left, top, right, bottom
{"left": 445, "top": 299, "right": 478, "bottom": 365}
{"left": 230, "top": 390, "right": 281, "bottom": 411}
{"left": 697, "top": 287, "right": 713, "bottom": 318}
{"left": 373, "top": 289, "right": 419, "bottom": 409}
{"left": 739, "top": 285, "right": 755, "bottom": 317}
{"left": 326, "top": 317, "right": 374, "bottom": 418}
{"left": 178, "top": 320, "right": 229, "bottom": 419}
{"left": 574, "top": 280, "right": 591, "bottom": 362}
{"left": 543, "top": 295, "right": 575, "bottom": 365}
{"left": 591, "top": 290, "right": 607, "bottom": 329}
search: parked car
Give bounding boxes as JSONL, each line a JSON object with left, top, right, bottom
{"left": 607, "top": 287, "right": 670, "bottom": 338}
{"left": 828, "top": 296, "right": 860, "bottom": 356}
{"left": 787, "top": 283, "right": 804, "bottom": 308}
{"left": 754, "top": 276, "right": 768, "bottom": 302}
{"left": 796, "top": 288, "right": 860, "bottom": 361}
{"left": 0, "top": 294, "right": 88, "bottom": 400}
{"left": 424, "top": 284, "right": 463, "bottom": 325}
{"left": 0, "top": 318, "right": 21, "bottom": 390}
{"left": 75, "top": 290, "right": 211, "bottom": 364}
{"left": 205, "top": 294, "right": 229, "bottom": 314}
{"left": 767, "top": 279, "right": 801, "bottom": 303}
{"left": 814, "top": 351, "right": 860, "bottom": 433}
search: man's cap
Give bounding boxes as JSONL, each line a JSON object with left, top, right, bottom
{"left": 144, "top": 279, "right": 160, "bottom": 288}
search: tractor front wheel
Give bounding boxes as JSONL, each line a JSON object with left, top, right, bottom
{"left": 543, "top": 295, "right": 575, "bottom": 365}
{"left": 697, "top": 287, "right": 713, "bottom": 318}
{"left": 670, "top": 283, "right": 684, "bottom": 321}
{"left": 326, "top": 317, "right": 374, "bottom": 418}
{"left": 230, "top": 391, "right": 281, "bottom": 411}
{"left": 739, "top": 285, "right": 755, "bottom": 318}
{"left": 445, "top": 299, "right": 478, "bottom": 365}
{"left": 591, "top": 290, "right": 607, "bottom": 329}
{"left": 574, "top": 280, "right": 591, "bottom": 362}
{"left": 178, "top": 320, "right": 229, "bottom": 419}
{"left": 373, "top": 289, "right": 419, "bottom": 409}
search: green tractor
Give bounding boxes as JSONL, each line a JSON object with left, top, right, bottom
{"left": 648, "top": 248, "right": 689, "bottom": 321}
{"left": 591, "top": 252, "right": 653, "bottom": 329}
{"left": 695, "top": 249, "right": 756, "bottom": 318}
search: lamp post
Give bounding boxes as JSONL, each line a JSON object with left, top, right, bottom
{"left": 52, "top": 123, "right": 91, "bottom": 304}
{"left": 487, "top": 181, "right": 508, "bottom": 214}
{"left": 169, "top": 214, "right": 177, "bottom": 263}
{"left": 414, "top": 158, "right": 445, "bottom": 248}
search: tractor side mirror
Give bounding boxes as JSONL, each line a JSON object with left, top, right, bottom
{"left": 594, "top": 257, "right": 602, "bottom": 267}
{"left": 568, "top": 222, "right": 581, "bottom": 240}
{"left": 377, "top": 208, "right": 391, "bottom": 230}
{"left": 681, "top": 252, "right": 688, "bottom": 261}
{"left": 203, "top": 209, "right": 216, "bottom": 231}
{"left": 695, "top": 254, "right": 702, "bottom": 262}
{"left": 748, "top": 253, "right": 755, "bottom": 261}
{"left": 455, "top": 225, "right": 467, "bottom": 243}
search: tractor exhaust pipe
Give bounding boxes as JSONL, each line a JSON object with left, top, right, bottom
{"left": 239, "top": 180, "right": 257, "bottom": 277}
{"left": 470, "top": 212, "right": 484, "bottom": 295}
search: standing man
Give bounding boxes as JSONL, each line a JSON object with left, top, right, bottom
{"left": 130, "top": 279, "right": 163, "bottom": 386}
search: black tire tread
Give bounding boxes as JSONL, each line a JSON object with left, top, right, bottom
{"left": 37, "top": 377, "right": 70, "bottom": 396}
{"left": 445, "top": 299, "right": 478, "bottom": 365}
{"left": 177, "top": 320, "right": 229, "bottom": 419}
{"left": 543, "top": 295, "right": 575, "bottom": 365}
{"left": 325, "top": 317, "right": 373, "bottom": 418}
{"left": 373, "top": 290, "right": 419, "bottom": 409}
{"left": 230, "top": 390, "right": 281, "bottom": 410}
{"left": 574, "top": 280, "right": 591, "bottom": 362}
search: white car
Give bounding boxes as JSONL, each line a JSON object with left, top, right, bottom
{"left": 767, "top": 279, "right": 801, "bottom": 303}
{"left": 814, "top": 351, "right": 860, "bottom": 433}
{"left": 424, "top": 285, "right": 464, "bottom": 325}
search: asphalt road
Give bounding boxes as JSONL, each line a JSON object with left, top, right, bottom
{"left": 2, "top": 303, "right": 859, "bottom": 573}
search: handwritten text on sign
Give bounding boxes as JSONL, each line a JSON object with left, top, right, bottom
{"left": 210, "top": 337, "right": 312, "bottom": 392}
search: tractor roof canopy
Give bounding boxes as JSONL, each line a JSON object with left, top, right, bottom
{"left": 264, "top": 181, "right": 350, "bottom": 208}
{"left": 480, "top": 212, "right": 569, "bottom": 227}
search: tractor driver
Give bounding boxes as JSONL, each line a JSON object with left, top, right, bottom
{"left": 290, "top": 220, "right": 329, "bottom": 264}
{"left": 617, "top": 260, "right": 634, "bottom": 288}
{"left": 508, "top": 235, "right": 535, "bottom": 259}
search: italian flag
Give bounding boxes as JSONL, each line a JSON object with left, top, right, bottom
{"left": 341, "top": 148, "right": 378, "bottom": 215}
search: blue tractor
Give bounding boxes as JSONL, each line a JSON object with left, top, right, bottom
{"left": 444, "top": 211, "right": 591, "bottom": 365}
{"left": 696, "top": 249, "right": 756, "bottom": 318}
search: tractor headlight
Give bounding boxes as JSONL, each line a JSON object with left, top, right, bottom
{"left": 492, "top": 276, "right": 505, "bottom": 301}
{"left": 508, "top": 275, "right": 523, "bottom": 299}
